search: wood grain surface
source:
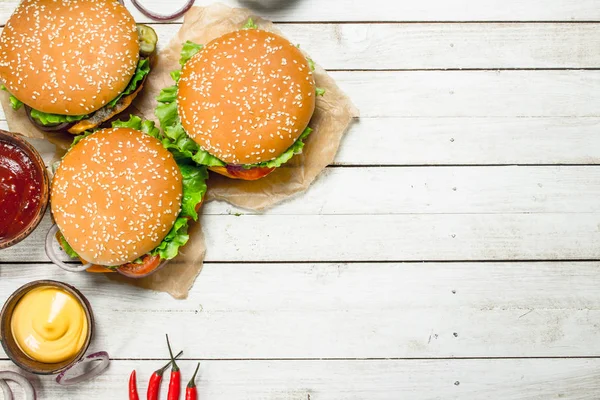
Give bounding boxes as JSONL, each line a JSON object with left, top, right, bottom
{"left": 0, "top": 0, "right": 599, "bottom": 399}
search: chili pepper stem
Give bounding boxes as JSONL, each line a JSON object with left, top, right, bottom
{"left": 187, "top": 363, "right": 201, "bottom": 388}
{"left": 156, "top": 350, "right": 183, "bottom": 376}
{"left": 166, "top": 334, "right": 180, "bottom": 372}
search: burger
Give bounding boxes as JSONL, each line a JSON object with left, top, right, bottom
{"left": 154, "top": 19, "right": 325, "bottom": 180}
{"left": 0, "top": 0, "right": 158, "bottom": 135}
{"left": 50, "top": 116, "right": 207, "bottom": 277}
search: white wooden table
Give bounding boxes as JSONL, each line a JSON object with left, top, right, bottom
{"left": 2, "top": 0, "right": 600, "bottom": 398}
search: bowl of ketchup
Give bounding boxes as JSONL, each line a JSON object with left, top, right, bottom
{"left": 0, "top": 129, "right": 49, "bottom": 249}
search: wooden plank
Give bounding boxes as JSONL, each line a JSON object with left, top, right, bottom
{"left": 334, "top": 117, "right": 600, "bottom": 166}
{"left": 4, "top": 165, "right": 600, "bottom": 261}
{"left": 279, "top": 23, "right": 600, "bottom": 70}
{"left": 5, "top": 117, "right": 600, "bottom": 166}
{"left": 0, "top": 358, "right": 599, "bottom": 399}
{"left": 2, "top": 262, "right": 600, "bottom": 359}
{"left": 106, "top": 23, "right": 600, "bottom": 70}
{"left": 201, "top": 213, "right": 600, "bottom": 261}
{"left": 3, "top": 70, "right": 600, "bottom": 121}
{"left": 3, "top": 211, "right": 600, "bottom": 262}
{"left": 331, "top": 70, "right": 600, "bottom": 118}
{"left": 202, "top": 166, "right": 600, "bottom": 215}
{"left": 3, "top": 0, "right": 600, "bottom": 23}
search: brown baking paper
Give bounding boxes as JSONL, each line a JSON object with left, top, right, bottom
{"left": 133, "top": 4, "right": 360, "bottom": 210}
{"left": 1, "top": 3, "right": 358, "bottom": 298}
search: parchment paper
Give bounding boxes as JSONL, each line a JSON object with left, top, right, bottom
{"left": 133, "top": 4, "right": 360, "bottom": 210}
{"left": 1, "top": 3, "right": 358, "bottom": 298}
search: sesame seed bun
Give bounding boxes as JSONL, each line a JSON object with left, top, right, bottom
{"left": 51, "top": 128, "right": 183, "bottom": 266}
{"left": 0, "top": 0, "right": 140, "bottom": 116}
{"left": 178, "top": 29, "right": 316, "bottom": 166}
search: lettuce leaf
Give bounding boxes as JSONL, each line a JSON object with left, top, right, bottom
{"left": 154, "top": 78, "right": 226, "bottom": 167}
{"left": 107, "top": 57, "right": 150, "bottom": 107}
{"left": 111, "top": 114, "right": 160, "bottom": 138}
{"left": 1, "top": 85, "right": 24, "bottom": 110}
{"left": 305, "top": 57, "right": 325, "bottom": 95}
{"left": 57, "top": 232, "right": 79, "bottom": 259}
{"left": 30, "top": 109, "right": 88, "bottom": 125}
{"left": 178, "top": 162, "right": 208, "bottom": 221}
{"left": 180, "top": 41, "right": 203, "bottom": 66}
{"left": 68, "top": 130, "right": 95, "bottom": 150}
{"left": 245, "top": 127, "right": 313, "bottom": 169}
{"left": 149, "top": 217, "right": 189, "bottom": 260}
{"left": 243, "top": 18, "right": 258, "bottom": 29}
{"left": 9, "top": 94, "right": 23, "bottom": 110}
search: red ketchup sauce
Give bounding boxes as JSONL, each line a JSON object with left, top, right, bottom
{"left": 0, "top": 139, "right": 43, "bottom": 240}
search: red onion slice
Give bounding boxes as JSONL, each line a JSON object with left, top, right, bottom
{"left": 0, "top": 371, "right": 35, "bottom": 400}
{"left": 130, "top": 0, "right": 196, "bottom": 21}
{"left": 0, "top": 379, "right": 13, "bottom": 400}
{"left": 45, "top": 224, "right": 92, "bottom": 272}
{"left": 56, "top": 352, "right": 110, "bottom": 386}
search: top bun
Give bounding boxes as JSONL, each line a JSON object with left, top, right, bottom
{"left": 178, "top": 29, "right": 316, "bottom": 165}
{"left": 51, "top": 128, "right": 183, "bottom": 266}
{"left": 0, "top": 0, "right": 139, "bottom": 116}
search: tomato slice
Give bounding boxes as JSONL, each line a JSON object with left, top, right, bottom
{"left": 209, "top": 165, "right": 275, "bottom": 180}
{"left": 117, "top": 254, "right": 163, "bottom": 278}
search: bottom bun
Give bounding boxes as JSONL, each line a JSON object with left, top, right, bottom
{"left": 209, "top": 165, "right": 275, "bottom": 180}
{"left": 85, "top": 265, "right": 116, "bottom": 273}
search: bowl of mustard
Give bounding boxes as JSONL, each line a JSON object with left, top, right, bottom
{"left": 0, "top": 280, "right": 94, "bottom": 375}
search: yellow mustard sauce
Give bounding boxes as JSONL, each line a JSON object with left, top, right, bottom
{"left": 10, "top": 286, "right": 88, "bottom": 363}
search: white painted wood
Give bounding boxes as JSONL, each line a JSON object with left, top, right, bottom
{"left": 101, "top": 23, "right": 600, "bottom": 70}
{"left": 332, "top": 70, "right": 600, "bottom": 118}
{"left": 2, "top": 261, "right": 600, "bottom": 358}
{"left": 203, "top": 166, "right": 600, "bottom": 215}
{"left": 0, "top": 262, "right": 600, "bottom": 359}
{"left": 334, "top": 117, "right": 600, "bottom": 165}
{"left": 278, "top": 23, "right": 600, "bottom": 69}
{"left": 5, "top": 117, "right": 600, "bottom": 166}
{"left": 3, "top": 211, "right": 600, "bottom": 262}
{"left": 0, "top": 358, "right": 599, "bottom": 400}
{"left": 4, "top": 0, "right": 600, "bottom": 23}
{"left": 202, "top": 213, "right": 600, "bottom": 261}
{"left": 0, "top": 0, "right": 599, "bottom": 398}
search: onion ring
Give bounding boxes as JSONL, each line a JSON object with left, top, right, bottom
{"left": 45, "top": 224, "right": 92, "bottom": 272}
{"left": 55, "top": 352, "right": 110, "bottom": 386}
{"left": 0, "top": 372, "right": 34, "bottom": 400}
{"left": 130, "top": 0, "right": 196, "bottom": 21}
{"left": 0, "top": 379, "right": 13, "bottom": 400}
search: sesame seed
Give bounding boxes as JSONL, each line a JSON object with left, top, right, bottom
{"left": 177, "top": 29, "right": 315, "bottom": 166}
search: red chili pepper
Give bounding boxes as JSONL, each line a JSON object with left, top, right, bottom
{"left": 129, "top": 370, "right": 140, "bottom": 400}
{"left": 185, "top": 363, "right": 201, "bottom": 400}
{"left": 147, "top": 350, "right": 184, "bottom": 400}
{"left": 166, "top": 334, "right": 181, "bottom": 400}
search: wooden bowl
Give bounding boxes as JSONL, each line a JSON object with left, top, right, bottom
{"left": 0, "top": 130, "right": 50, "bottom": 249}
{"left": 0, "top": 280, "right": 95, "bottom": 375}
